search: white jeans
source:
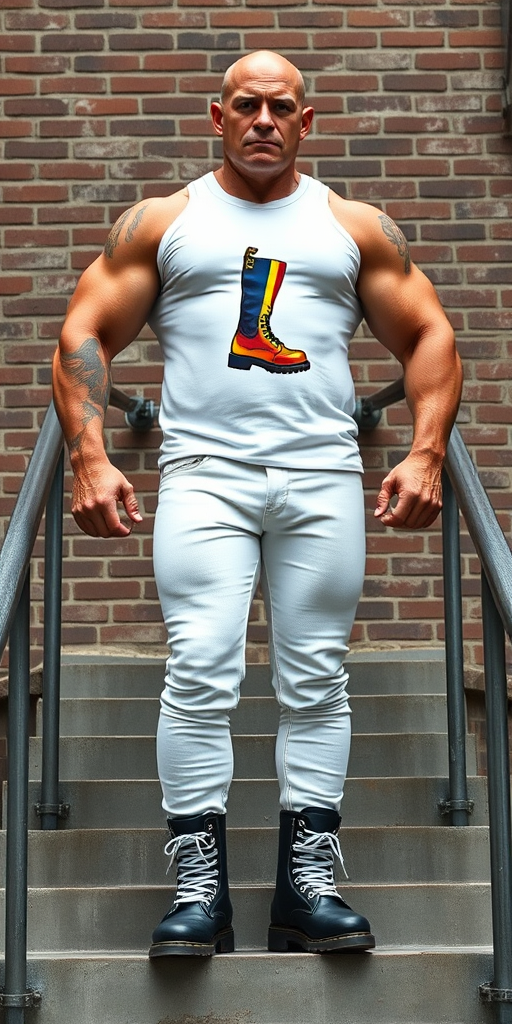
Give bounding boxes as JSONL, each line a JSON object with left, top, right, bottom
{"left": 153, "top": 456, "right": 366, "bottom": 818}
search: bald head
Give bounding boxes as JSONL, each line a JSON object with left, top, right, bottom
{"left": 220, "top": 51, "right": 305, "bottom": 107}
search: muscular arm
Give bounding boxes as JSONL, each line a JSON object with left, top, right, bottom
{"left": 53, "top": 192, "right": 187, "bottom": 537}
{"left": 330, "top": 195, "right": 463, "bottom": 530}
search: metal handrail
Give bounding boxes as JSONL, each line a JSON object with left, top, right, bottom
{"left": 0, "top": 389, "right": 158, "bottom": 1021}
{"left": 356, "top": 380, "right": 512, "bottom": 1022}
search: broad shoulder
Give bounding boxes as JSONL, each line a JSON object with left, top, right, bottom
{"left": 103, "top": 188, "right": 189, "bottom": 263}
{"left": 327, "top": 190, "right": 411, "bottom": 275}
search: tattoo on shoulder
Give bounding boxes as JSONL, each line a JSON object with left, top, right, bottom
{"left": 378, "top": 214, "right": 411, "bottom": 275}
{"left": 104, "top": 204, "right": 149, "bottom": 258}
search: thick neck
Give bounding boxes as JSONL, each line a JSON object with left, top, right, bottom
{"left": 214, "top": 162, "right": 300, "bottom": 204}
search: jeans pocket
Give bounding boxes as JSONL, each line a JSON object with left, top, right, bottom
{"left": 160, "top": 455, "right": 210, "bottom": 479}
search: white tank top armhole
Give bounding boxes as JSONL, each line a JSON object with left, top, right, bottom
{"left": 155, "top": 185, "right": 195, "bottom": 282}
{"left": 321, "top": 187, "right": 362, "bottom": 276}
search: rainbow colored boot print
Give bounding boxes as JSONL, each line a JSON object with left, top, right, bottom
{"left": 228, "top": 247, "right": 310, "bottom": 373}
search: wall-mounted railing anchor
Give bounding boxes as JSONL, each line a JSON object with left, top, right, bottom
{"left": 0, "top": 989, "right": 42, "bottom": 1009}
{"left": 353, "top": 397, "right": 382, "bottom": 431}
{"left": 480, "top": 984, "right": 512, "bottom": 1003}
{"left": 438, "top": 798, "right": 474, "bottom": 816}
{"left": 34, "top": 801, "right": 70, "bottom": 820}
{"left": 124, "top": 397, "right": 158, "bottom": 432}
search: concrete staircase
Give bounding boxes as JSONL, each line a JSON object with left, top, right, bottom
{"left": 1, "top": 650, "right": 494, "bottom": 1024}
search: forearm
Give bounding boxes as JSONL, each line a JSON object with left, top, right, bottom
{"left": 53, "top": 333, "right": 112, "bottom": 471}
{"left": 401, "top": 324, "right": 463, "bottom": 463}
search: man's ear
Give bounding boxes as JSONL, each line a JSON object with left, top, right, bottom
{"left": 299, "top": 106, "right": 314, "bottom": 142}
{"left": 210, "top": 101, "right": 224, "bottom": 137}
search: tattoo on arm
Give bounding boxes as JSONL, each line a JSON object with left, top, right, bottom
{"left": 378, "top": 214, "right": 411, "bottom": 275}
{"left": 104, "top": 204, "right": 149, "bottom": 258}
{"left": 60, "top": 337, "right": 112, "bottom": 455}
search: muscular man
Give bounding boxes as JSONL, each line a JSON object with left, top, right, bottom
{"left": 53, "top": 51, "right": 462, "bottom": 958}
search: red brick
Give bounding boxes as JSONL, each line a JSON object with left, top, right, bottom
{"left": 470, "top": 312, "right": 512, "bottom": 331}
{"left": 415, "top": 53, "right": 480, "bottom": 71}
{"left": 41, "top": 76, "right": 106, "bottom": 94}
{"left": 317, "top": 116, "right": 379, "bottom": 135}
{"left": 384, "top": 115, "right": 449, "bottom": 133}
{"left": 5, "top": 55, "right": 70, "bottom": 72}
{"left": 40, "top": 162, "right": 105, "bottom": 180}
{"left": 0, "top": 120, "right": 33, "bottom": 138}
{"left": 382, "top": 30, "right": 443, "bottom": 46}
{"left": 0, "top": 79, "right": 36, "bottom": 96}
{"left": 75, "top": 97, "right": 138, "bottom": 115}
{"left": 41, "top": 33, "right": 104, "bottom": 51}
{"left": 0, "top": 163, "right": 35, "bottom": 181}
{"left": 0, "top": 277, "right": 32, "bottom": 295}
{"left": 110, "top": 76, "right": 176, "bottom": 93}
{"left": 144, "top": 54, "right": 207, "bottom": 71}
{"left": 245, "top": 31, "right": 308, "bottom": 47}
{"left": 143, "top": 12, "right": 206, "bottom": 27}
{"left": 348, "top": 10, "right": 409, "bottom": 27}
{"left": 280, "top": 11, "right": 343, "bottom": 26}
{"left": 315, "top": 74, "right": 379, "bottom": 93}
{"left": 314, "top": 31, "right": 377, "bottom": 48}
{"left": 385, "top": 159, "right": 450, "bottom": 176}
{"left": 74, "top": 55, "right": 139, "bottom": 72}
{"left": 5, "top": 98, "right": 69, "bottom": 116}
{"left": 4, "top": 228, "right": 68, "bottom": 246}
{"left": 449, "top": 29, "right": 503, "bottom": 47}
{"left": 417, "top": 137, "right": 482, "bottom": 155}
{"left": 5, "top": 11, "right": 69, "bottom": 29}
{"left": 0, "top": 33, "right": 35, "bottom": 51}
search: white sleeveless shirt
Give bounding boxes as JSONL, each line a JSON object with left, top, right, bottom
{"left": 148, "top": 172, "right": 364, "bottom": 472}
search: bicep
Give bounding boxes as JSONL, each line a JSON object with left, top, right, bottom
{"left": 61, "top": 252, "right": 161, "bottom": 361}
{"left": 357, "top": 261, "right": 452, "bottom": 363}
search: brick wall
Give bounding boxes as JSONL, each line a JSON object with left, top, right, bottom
{"left": 1, "top": 0, "right": 511, "bottom": 670}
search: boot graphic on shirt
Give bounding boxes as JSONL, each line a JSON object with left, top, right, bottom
{"left": 228, "top": 247, "right": 310, "bottom": 373}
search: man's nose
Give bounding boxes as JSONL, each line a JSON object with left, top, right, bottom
{"left": 254, "top": 102, "right": 274, "bottom": 129}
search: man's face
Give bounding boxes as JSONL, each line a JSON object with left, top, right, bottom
{"left": 211, "top": 61, "right": 313, "bottom": 179}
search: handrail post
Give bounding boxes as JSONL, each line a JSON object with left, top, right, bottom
{"left": 37, "top": 451, "right": 69, "bottom": 830}
{"left": 1, "top": 569, "right": 41, "bottom": 1021}
{"left": 479, "top": 571, "right": 512, "bottom": 1022}
{"left": 439, "top": 470, "right": 471, "bottom": 825}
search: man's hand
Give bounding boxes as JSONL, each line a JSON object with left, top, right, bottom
{"left": 71, "top": 461, "right": 143, "bottom": 538}
{"left": 374, "top": 451, "right": 443, "bottom": 531}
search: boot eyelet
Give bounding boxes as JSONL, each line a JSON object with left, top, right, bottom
{"left": 308, "top": 892, "right": 314, "bottom": 898}
{"left": 300, "top": 886, "right": 306, "bottom": 893}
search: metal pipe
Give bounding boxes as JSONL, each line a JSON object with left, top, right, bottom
{"left": 480, "top": 571, "right": 512, "bottom": 1023}
{"left": 108, "top": 386, "right": 158, "bottom": 432}
{"left": 0, "top": 403, "right": 63, "bottom": 657}
{"left": 445, "top": 426, "right": 512, "bottom": 639}
{"left": 440, "top": 471, "right": 470, "bottom": 826}
{"left": 39, "top": 452, "right": 64, "bottom": 831}
{"left": 3, "top": 570, "right": 31, "bottom": 1024}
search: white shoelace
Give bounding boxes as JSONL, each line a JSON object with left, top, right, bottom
{"left": 164, "top": 831, "right": 219, "bottom": 906}
{"left": 291, "top": 823, "right": 349, "bottom": 899}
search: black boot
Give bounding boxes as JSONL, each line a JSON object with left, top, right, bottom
{"left": 268, "top": 807, "right": 375, "bottom": 953}
{"left": 149, "top": 811, "right": 234, "bottom": 957}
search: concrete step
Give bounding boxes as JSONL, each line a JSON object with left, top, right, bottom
{"left": 0, "top": 882, "right": 492, "bottom": 951}
{"left": 14, "top": 775, "right": 490, "bottom": 829}
{"left": 29, "top": 732, "right": 472, "bottom": 781}
{"left": 41, "top": 692, "right": 451, "bottom": 737}
{"left": 0, "top": 827, "right": 490, "bottom": 887}
{"left": 21, "top": 948, "right": 494, "bottom": 1024}
{"left": 58, "top": 650, "right": 447, "bottom": 699}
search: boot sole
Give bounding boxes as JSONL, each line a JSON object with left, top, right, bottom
{"left": 228, "top": 353, "right": 310, "bottom": 373}
{"left": 267, "top": 926, "right": 376, "bottom": 954}
{"left": 149, "top": 927, "right": 235, "bottom": 958}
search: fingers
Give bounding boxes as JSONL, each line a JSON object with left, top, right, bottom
{"left": 71, "top": 472, "right": 143, "bottom": 539}
{"left": 374, "top": 459, "right": 443, "bottom": 531}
